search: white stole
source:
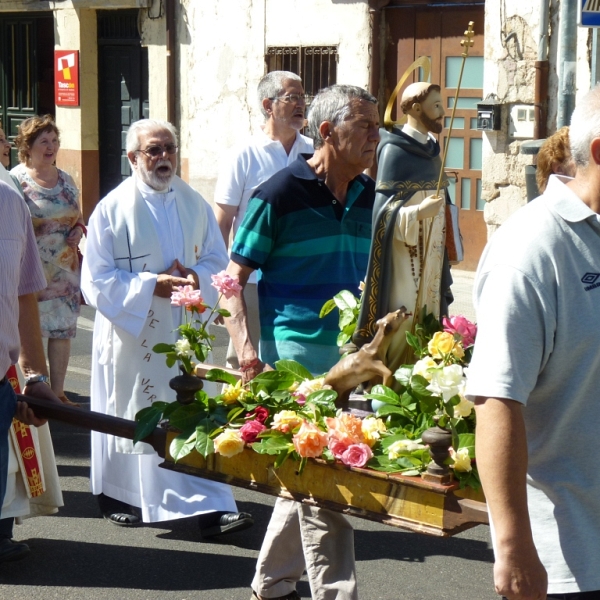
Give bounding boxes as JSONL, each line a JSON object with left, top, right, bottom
{"left": 103, "top": 177, "right": 207, "bottom": 453}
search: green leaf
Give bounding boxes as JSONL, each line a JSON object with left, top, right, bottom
{"left": 457, "top": 433, "right": 476, "bottom": 458}
{"left": 365, "top": 384, "right": 401, "bottom": 406}
{"left": 336, "top": 331, "right": 351, "bottom": 347}
{"left": 153, "top": 343, "right": 174, "bottom": 354}
{"left": 169, "top": 404, "right": 207, "bottom": 431}
{"left": 319, "top": 298, "right": 337, "bottom": 318}
{"left": 305, "top": 389, "right": 338, "bottom": 408}
{"left": 170, "top": 431, "right": 197, "bottom": 462}
{"left": 205, "top": 368, "right": 239, "bottom": 386}
{"left": 410, "top": 374, "right": 433, "bottom": 398}
{"left": 251, "top": 434, "right": 293, "bottom": 455}
{"left": 274, "top": 449, "right": 292, "bottom": 468}
{"left": 250, "top": 370, "right": 296, "bottom": 393}
{"left": 166, "top": 355, "right": 177, "bottom": 368}
{"left": 274, "top": 359, "right": 313, "bottom": 382}
{"left": 333, "top": 290, "right": 358, "bottom": 311}
{"left": 339, "top": 307, "right": 356, "bottom": 329}
{"left": 195, "top": 427, "right": 215, "bottom": 458}
{"left": 133, "top": 405, "right": 164, "bottom": 445}
{"left": 393, "top": 366, "right": 413, "bottom": 387}
{"left": 215, "top": 308, "right": 231, "bottom": 317}
{"left": 376, "top": 404, "right": 408, "bottom": 417}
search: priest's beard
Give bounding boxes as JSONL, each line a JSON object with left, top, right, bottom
{"left": 137, "top": 159, "right": 174, "bottom": 191}
{"left": 420, "top": 112, "right": 443, "bottom": 135}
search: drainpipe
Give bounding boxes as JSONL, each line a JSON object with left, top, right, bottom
{"left": 166, "top": 0, "right": 176, "bottom": 126}
{"left": 534, "top": 0, "right": 550, "bottom": 139}
{"left": 557, "top": 0, "right": 578, "bottom": 128}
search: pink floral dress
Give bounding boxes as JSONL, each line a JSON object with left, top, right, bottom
{"left": 11, "top": 164, "right": 81, "bottom": 339}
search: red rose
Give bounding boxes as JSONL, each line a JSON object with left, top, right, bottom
{"left": 240, "top": 420, "right": 267, "bottom": 443}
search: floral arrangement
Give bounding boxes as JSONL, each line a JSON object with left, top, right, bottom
{"left": 364, "top": 311, "right": 479, "bottom": 489}
{"left": 152, "top": 271, "right": 242, "bottom": 375}
{"left": 134, "top": 271, "right": 479, "bottom": 488}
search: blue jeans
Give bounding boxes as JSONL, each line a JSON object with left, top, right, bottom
{"left": 0, "top": 377, "right": 17, "bottom": 510}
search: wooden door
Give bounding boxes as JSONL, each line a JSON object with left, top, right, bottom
{"left": 383, "top": 3, "right": 485, "bottom": 271}
{"left": 97, "top": 10, "right": 149, "bottom": 199}
{"left": 0, "top": 13, "right": 54, "bottom": 169}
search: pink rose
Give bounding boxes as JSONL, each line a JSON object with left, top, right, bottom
{"left": 211, "top": 271, "right": 243, "bottom": 299}
{"left": 240, "top": 420, "right": 267, "bottom": 443}
{"left": 442, "top": 315, "right": 477, "bottom": 348}
{"left": 247, "top": 406, "right": 269, "bottom": 424}
{"left": 171, "top": 285, "right": 204, "bottom": 309}
{"left": 328, "top": 436, "right": 350, "bottom": 460}
{"left": 340, "top": 443, "right": 373, "bottom": 468}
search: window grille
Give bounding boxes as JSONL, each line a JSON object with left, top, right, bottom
{"left": 97, "top": 10, "right": 140, "bottom": 41}
{"left": 266, "top": 46, "right": 338, "bottom": 103}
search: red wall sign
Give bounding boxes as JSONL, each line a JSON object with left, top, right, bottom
{"left": 55, "top": 50, "right": 80, "bottom": 106}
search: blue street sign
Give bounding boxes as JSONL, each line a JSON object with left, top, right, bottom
{"left": 580, "top": 0, "right": 600, "bottom": 27}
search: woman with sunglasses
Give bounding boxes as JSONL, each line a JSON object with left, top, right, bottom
{"left": 11, "top": 115, "right": 85, "bottom": 407}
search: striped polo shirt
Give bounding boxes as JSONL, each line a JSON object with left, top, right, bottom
{"left": 231, "top": 155, "right": 374, "bottom": 375}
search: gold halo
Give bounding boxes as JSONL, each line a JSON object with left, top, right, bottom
{"left": 383, "top": 56, "right": 432, "bottom": 131}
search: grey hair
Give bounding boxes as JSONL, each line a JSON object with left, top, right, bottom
{"left": 258, "top": 71, "right": 302, "bottom": 119}
{"left": 307, "top": 85, "right": 377, "bottom": 149}
{"left": 570, "top": 85, "right": 600, "bottom": 168}
{"left": 126, "top": 119, "right": 179, "bottom": 154}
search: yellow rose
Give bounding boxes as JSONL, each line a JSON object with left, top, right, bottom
{"left": 214, "top": 429, "right": 245, "bottom": 458}
{"left": 271, "top": 410, "right": 303, "bottom": 434}
{"left": 361, "top": 417, "right": 387, "bottom": 447}
{"left": 296, "top": 377, "right": 330, "bottom": 397}
{"left": 427, "top": 331, "right": 456, "bottom": 359}
{"left": 452, "top": 341, "right": 465, "bottom": 360}
{"left": 222, "top": 380, "right": 247, "bottom": 405}
{"left": 413, "top": 356, "right": 438, "bottom": 381}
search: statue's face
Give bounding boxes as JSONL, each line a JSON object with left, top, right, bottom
{"left": 418, "top": 90, "right": 444, "bottom": 134}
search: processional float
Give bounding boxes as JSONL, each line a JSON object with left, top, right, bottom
{"left": 24, "top": 22, "right": 486, "bottom": 538}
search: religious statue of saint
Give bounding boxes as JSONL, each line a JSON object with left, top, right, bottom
{"left": 353, "top": 82, "right": 454, "bottom": 374}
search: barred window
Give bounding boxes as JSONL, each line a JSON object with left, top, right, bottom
{"left": 266, "top": 46, "right": 338, "bottom": 103}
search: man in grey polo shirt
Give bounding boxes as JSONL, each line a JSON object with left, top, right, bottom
{"left": 0, "top": 178, "right": 61, "bottom": 562}
{"left": 214, "top": 70, "right": 313, "bottom": 370}
{"left": 467, "top": 86, "right": 600, "bottom": 599}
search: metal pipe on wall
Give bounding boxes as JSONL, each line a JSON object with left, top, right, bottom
{"left": 557, "top": 0, "right": 578, "bottom": 128}
{"left": 534, "top": 0, "right": 550, "bottom": 139}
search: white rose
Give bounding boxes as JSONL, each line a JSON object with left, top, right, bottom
{"left": 388, "top": 438, "right": 425, "bottom": 460}
{"left": 175, "top": 338, "right": 194, "bottom": 358}
{"left": 450, "top": 447, "right": 472, "bottom": 472}
{"left": 296, "top": 377, "right": 330, "bottom": 397}
{"left": 427, "top": 364, "right": 465, "bottom": 401}
{"left": 412, "top": 357, "right": 438, "bottom": 382}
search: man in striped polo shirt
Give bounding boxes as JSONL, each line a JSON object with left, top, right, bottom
{"left": 223, "top": 85, "right": 380, "bottom": 600}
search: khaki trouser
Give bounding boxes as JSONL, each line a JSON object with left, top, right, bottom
{"left": 251, "top": 497, "right": 358, "bottom": 600}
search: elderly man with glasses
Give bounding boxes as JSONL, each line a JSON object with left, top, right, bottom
{"left": 214, "top": 71, "right": 313, "bottom": 371}
{"left": 81, "top": 119, "right": 253, "bottom": 538}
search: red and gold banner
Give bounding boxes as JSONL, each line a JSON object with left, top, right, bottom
{"left": 7, "top": 365, "right": 45, "bottom": 498}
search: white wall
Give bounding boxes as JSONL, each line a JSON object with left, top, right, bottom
{"left": 178, "top": 0, "right": 372, "bottom": 204}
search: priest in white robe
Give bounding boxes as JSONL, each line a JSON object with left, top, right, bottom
{"left": 81, "top": 119, "right": 253, "bottom": 537}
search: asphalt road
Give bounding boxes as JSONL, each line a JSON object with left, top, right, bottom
{"left": 0, "top": 301, "right": 496, "bottom": 600}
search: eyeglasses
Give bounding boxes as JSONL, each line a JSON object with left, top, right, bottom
{"left": 138, "top": 144, "right": 178, "bottom": 158}
{"left": 272, "top": 93, "right": 306, "bottom": 105}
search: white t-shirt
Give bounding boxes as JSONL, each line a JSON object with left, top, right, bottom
{"left": 466, "top": 175, "right": 600, "bottom": 594}
{"left": 214, "top": 129, "right": 313, "bottom": 284}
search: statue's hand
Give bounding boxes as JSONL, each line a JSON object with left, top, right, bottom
{"left": 417, "top": 195, "right": 444, "bottom": 220}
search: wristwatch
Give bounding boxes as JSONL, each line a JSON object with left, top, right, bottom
{"left": 24, "top": 374, "right": 50, "bottom": 387}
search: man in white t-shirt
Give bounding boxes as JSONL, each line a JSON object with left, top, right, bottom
{"left": 466, "top": 86, "right": 600, "bottom": 599}
{"left": 214, "top": 71, "right": 313, "bottom": 369}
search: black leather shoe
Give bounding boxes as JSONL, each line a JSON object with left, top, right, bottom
{"left": 98, "top": 493, "right": 141, "bottom": 527}
{"left": 198, "top": 511, "right": 254, "bottom": 538}
{"left": 103, "top": 512, "right": 141, "bottom": 527}
{"left": 0, "top": 538, "right": 30, "bottom": 563}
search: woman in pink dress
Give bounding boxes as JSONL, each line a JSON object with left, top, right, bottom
{"left": 12, "top": 115, "right": 84, "bottom": 406}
